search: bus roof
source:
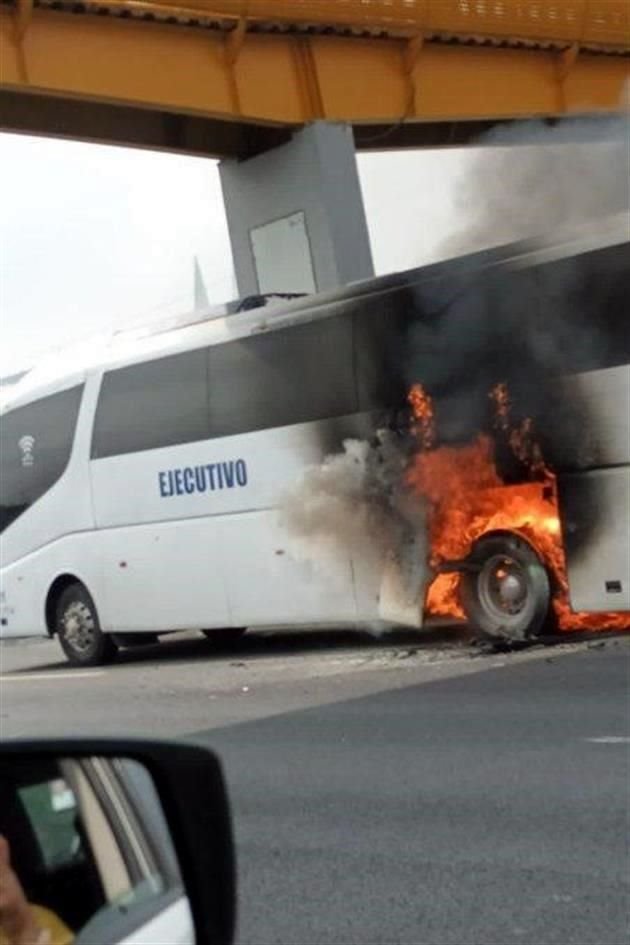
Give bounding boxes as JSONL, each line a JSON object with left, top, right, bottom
{"left": 3, "top": 210, "right": 628, "bottom": 413}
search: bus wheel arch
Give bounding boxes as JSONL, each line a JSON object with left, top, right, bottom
{"left": 45, "top": 574, "right": 83, "bottom": 637}
{"left": 46, "top": 577, "right": 117, "bottom": 667}
{"left": 460, "top": 530, "right": 553, "bottom": 643}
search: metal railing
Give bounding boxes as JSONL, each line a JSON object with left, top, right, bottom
{"left": 74, "top": 0, "right": 628, "bottom": 50}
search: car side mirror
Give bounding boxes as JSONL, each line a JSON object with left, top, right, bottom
{"left": 0, "top": 738, "right": 236, "bottom": 945}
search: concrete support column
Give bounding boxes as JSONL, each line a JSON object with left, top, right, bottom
{"left": 219, "top": 122, "right": 373, "bottom": 298}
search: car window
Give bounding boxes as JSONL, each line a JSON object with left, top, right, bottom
{"left": 18, "top": 777, "right": 84, "bottom": 870}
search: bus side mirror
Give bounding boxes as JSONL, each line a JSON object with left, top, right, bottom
{"left": 0, "top": 738, "right": 236, "bottom": 945}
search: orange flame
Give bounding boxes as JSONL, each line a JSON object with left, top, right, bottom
{"left": 490, "top": 382, "right": 546, "bottom": 475}
{"left": 406, "top": 383, "right": 629, "bottom": 632}
{"left": 408, "top": 382, "right": 435, "bottom": 451}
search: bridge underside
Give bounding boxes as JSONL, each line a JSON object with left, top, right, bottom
{"left": 1, "top": 1, "right": 628, "bottom": 157}
{"left": 5, "top": 89, "right": 622, "bottom": 159}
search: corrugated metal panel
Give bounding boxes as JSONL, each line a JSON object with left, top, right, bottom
{"left": 69, "top": 0, "right": 629, "bottom": 51}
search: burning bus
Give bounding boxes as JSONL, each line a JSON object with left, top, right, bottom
{"left": 1, "top": 212, "right": 628, "bottom": 665}
{"left": 401, "top": 212, "right": 629, "bottom": 639}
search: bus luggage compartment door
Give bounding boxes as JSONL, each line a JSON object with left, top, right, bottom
{"left": 556, "top": 466, "right": 630, "bottom": 613}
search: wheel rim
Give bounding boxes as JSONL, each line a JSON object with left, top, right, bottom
{"left": 477, "top": 554, "right": 529, "bottom": 622}
{"left": 61, "top": 601, "right": 96, "bottom": 654}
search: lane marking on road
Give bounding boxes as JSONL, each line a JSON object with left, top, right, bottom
{"left": 584, "top": 736, "right": 630, "bottom": 745}
{"left": 0, "top": 671, "right": 106, "bottom": 682}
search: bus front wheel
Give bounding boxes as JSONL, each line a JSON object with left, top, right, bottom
{"left": 460, "top": 533, "right": 551, "bottom": 643}
{"left": 55, "top": 582, "right": 117, "bottom": 667}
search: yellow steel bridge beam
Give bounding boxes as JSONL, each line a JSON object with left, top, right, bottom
{"left": 1, "top": 2, "right": 628, "bottom": 157}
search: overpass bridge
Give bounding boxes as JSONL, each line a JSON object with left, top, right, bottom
{"left": 1, "top": 0, "right": 628, "bottom": 157}
{"left": 1, "top": 1, "right": 628, "bottom": 296}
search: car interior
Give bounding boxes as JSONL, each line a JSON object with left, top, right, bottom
{"left": 0, "top": 761, "right": 106, "bottom": 934}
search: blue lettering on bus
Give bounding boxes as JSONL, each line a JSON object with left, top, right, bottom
{"left": 158, "top": 471, "right": 170, "bottom": 497}
{"left": 235, "top": 459, "right": 247, "bottom": 486}
{"left": 221, "top": 461, "right": 234, "bottom": 488}
{"left": 157, "top": 459, "right": 249, "bottom": 498}
{"left": 182, "top": 467, "right": 195, "bottom": 494}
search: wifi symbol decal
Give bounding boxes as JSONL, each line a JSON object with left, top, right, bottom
{"left": 18, "top": 434, "right": 35, "bottom": 467}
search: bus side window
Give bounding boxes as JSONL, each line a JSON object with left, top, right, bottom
{"left": 91, "top": 349, "right": 209, "bottom": 459}
{"left": 353, "top": 287, "right": 414, "bottom": 412}
{"left": 206, "top": 315, "right": 356, "bottom": 437}
{"left": 535, "top": 242, "right": 629, "bottom": 374}
{"left": 0, "top": 385, "right": 84, "bottom": 532}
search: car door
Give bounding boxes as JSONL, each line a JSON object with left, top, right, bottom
{"left": 4, "top": 758, "right": 194, "bottom": 945}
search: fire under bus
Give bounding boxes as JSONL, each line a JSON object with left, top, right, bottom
{"left": 366, "top": 211, "right": 630, "bottom": 642}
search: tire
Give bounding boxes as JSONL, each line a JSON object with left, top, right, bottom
{"left": 460, "top": 533, "right": 551, "bottom": 643}
{"left": 112, "top": 633, "right": 160, "bottom": 648}
{"left": 55, "top": 583, "right": 117, "bottom": 667}
{"left": 201, "top": 627, "right": 247, "bottom": 645}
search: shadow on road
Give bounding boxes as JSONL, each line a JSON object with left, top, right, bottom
{"left": 117, "top": 623, "right": 474, "bottom": 666}
{"left": 5, "top": 623, "right": 473, "bottom": 674}
{"left": 6, "top": 623, "right": 621, "bottom": 676}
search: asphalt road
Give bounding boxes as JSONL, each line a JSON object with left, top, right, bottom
{"left": 0, "top": 626, "right": 535, "bottom": 737}
{"left": 1, "top": 630, "right": 629, "bottom": 944}
{"left": 202, "top": 641, "right": 630, "bottom": 945}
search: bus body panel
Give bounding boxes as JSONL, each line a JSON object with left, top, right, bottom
{"left": 93, "top": 518, "right": 231, "bottom": 632}
{"left": 555, "top": 366, "right": 630, "bottom": 613}
{"left": 215, "top": 509, "right": 359, "bottom": 627}
{"left": 558, "top": 466, "right": 630, "bottom": 613}
{"left": 554, "top": 366, "right": 630, "bottom": 470}
{"left": 0, "top": 469, "right": 93, "bottom": 570}
{"left": 575, "top": 366, "right": 630, "bottom": 467}
{"left": 0, "top": 532, "right": 107, "bottom": 638}
{"left": 89, "top": 415, "right": 395, "bottom": 631}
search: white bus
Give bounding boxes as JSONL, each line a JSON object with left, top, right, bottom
{"left": 1, "top": 214, "right": 628, "bottom": 665}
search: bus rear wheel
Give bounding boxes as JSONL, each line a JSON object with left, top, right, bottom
{"left": 55, "top": 582, "right": 117, "bottom": 667}
{"left": 460, "top": 533, "right": 551, "bottom": 643}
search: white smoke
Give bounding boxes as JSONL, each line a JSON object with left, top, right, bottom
{"left": 442, "top": 115, "right": 629, "bottom": 257}
{"left": 283, "top": 439, "right": 386, "bottom": 562}
{"left": 281, "top": 431, "right": 427, "bottom": 588}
